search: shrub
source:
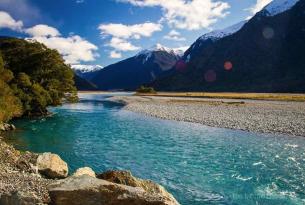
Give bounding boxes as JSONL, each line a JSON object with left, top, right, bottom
{"left": 136, "top": 86, "right": 157, "bottom": 94}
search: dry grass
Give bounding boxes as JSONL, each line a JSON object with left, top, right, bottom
{"left": 135, "top": 92, "right": 305, "bottom": 102}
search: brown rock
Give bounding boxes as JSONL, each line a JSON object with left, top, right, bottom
{"left": 97, "top": 170, "right": 177, "bottom": 203}
{"left": 0, "top": 191, "right": 42, "bottom": 205}
{"left": 37, "top": 153, "right": 68, "bottom": 179}
{"left": 48, "top": 174, "right": 179, "bottom": 205}
{"left": 72, "top": 167, "right": 95, "bottom": 177}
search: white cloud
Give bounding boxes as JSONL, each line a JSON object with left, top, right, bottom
{"left": 98, "top": 22, "right": 162, "bottom": 39}
{"left": 99, "top": 22, "right": 161, "bottom": 57}
{"left": 26, "top": 24, "right": 98, "bottom": 64}
{"left": 0, "top": 11, "right": 23, "bottom": 31}
{"left": 109, "top": 51, "right": 122, "bottom": 59}
{"left": 107, "top": 37, "right": 140, "bottom": 51}
{"left": 118, "top": 0, "right": 230, "bottom": 30}
{"left": 25, "top": 24, "right": 61, "bottom": 37}
{"left": 0, "top": 11, "right": 98, "bottom": 65}
{"left": 164, "top": 30, "right": 186, "bottom": 41}
{"left": 76, "top": 0, "right": 85, "bottom": 3}
{"left": 29, "top": 35, "right": 98, "bottom": 64}
{"left": 248, "top": 0, "right": 272, "bottom": 15}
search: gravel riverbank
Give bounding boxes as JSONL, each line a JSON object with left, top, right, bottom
{"left": 0, "top": 137, "right": 52, "bottom": 204}
{"left": 111, "top": 96, "right": 305, "bottom": 137}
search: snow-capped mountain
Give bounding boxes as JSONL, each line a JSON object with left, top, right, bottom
{"left": 135, "top": 44, "right": 185, "bottom": 71}
{"left": 137, "top": 44, "right": 186, "bottom": 57}
{"left": 199, "top": 21, "right": 247, "bottom": 42}
{"left": 183, "top": 21, "right": 247, "bottom": 63}
{"left": 262, "top": 0, "right": 300, "bottom": 16}
{"left": 152, "top": 0, "right": 305, "bottom": 92}
{"left": 71, "top": 64, "right": 103, "bottom": 73}
{"left": 91, "top": 44, "right": 185, "bottom": 90}
{"left": 71, "top": 64, "right": 103, "bottom": 80}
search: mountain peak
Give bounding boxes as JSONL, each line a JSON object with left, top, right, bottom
{"left": 72, "top": 64, "right": 103, "bottom": 73}
{"left": 263, "top": 0, "right": 300, "bottom": 16}
{"left": 137, "top": 44, "right": 186, "bottom": 58}
{"left": 199, "top": 20, "right": 247, "bottom": 42}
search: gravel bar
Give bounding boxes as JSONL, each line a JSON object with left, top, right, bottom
{"left": 111, "top": 96, "right": 305, "bottom": 137}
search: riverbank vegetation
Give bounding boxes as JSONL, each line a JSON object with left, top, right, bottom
{"left": 136, "top": 86, "right": 156, "bottom": 94}
{"left": 0, "top": 37, "right": 77, "bottom": 123}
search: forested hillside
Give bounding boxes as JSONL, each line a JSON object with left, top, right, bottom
{"left": 0, "top": 37, "right": 78, "bottom": 123}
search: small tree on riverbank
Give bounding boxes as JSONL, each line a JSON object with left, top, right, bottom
{"left": 136, "top": 86, "right": 157, "bottom": 94}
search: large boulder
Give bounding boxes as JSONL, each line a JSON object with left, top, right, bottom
{"left": 37, "top": 153, "right": 68, "bottom": 179}
{"left": 0, "top": 191, "right": 42, "bottom": 205}
{"left": 97, "top": 170, "right": 176, "bottom": 201}
{"left": 72, "top": 167, "right": 95, "bottom": 177}
{"left": 48, "top": 174, "right": 179, "bottom": 205}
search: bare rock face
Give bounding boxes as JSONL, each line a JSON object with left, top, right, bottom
{"left": 48, "top": 174, "right": 179, "bottom": 205}
{"left": 0, "top": 191, "right": 42, "bottom": 205}
{"left": 37, "top": 153, "right": 68, "bottom": 179}
{"left": 97, "top": 170, "right": 177, "bottom": 202}
{"left": 72, "top": 167, "right": 95, "bottom": 177}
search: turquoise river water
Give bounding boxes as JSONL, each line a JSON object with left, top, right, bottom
{"left": 4, "top": 93, "right": 305, "bottom": 205}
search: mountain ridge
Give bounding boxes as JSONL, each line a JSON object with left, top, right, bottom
{"left": 152, "top": 0, "right": 305, "bottom": 92}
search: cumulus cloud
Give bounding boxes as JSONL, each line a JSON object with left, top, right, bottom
{"left": 25, "top": 24, "right": 61, "bottom": 37}
{"left": 98, "top": 22, "right": 162, "bottom": 39}
{"left": 99, "top": 22, "right": 162, "bottom": 57}
{"left": 23, "top": 25, "right": 98, "bottom": 65}
{"left": 29, "top": 34, "right": 98, "bottom": 64}
{"left": 164, "top": 30, "right": 186, "bottom": 41}
{"left": 109, "top": 51, "right": 122, "bottom": 59}
{"left": 118, "top": 0, "right": 230, "bottom": 30}
{"left": 107, "top": 37, "right": 140, "bottom": 51}
{"left": 0, "top": 11, "right": 23, "bottom": 31}
{"left": 249, "top": 0, "right": 272, "bottom": 14}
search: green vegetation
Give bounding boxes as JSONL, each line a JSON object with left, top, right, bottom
{"left": 136, "top": 86, "right": 157, "bottom": 94}
{"left": 0, "top": 37, "right": 78, "bottom": 123}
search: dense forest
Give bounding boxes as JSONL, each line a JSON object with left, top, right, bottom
{"left": 0, "top": 37, "right": 78, "bottom": 123}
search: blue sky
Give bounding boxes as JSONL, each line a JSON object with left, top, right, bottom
{"left": 0, "top": 0, "right": 271, "bottom": 67}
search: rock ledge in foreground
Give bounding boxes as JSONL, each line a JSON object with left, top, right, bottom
{"left": 48, "top": 174, "right": 179, "bottom": 205}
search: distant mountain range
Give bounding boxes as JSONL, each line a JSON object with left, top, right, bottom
{"left": 90, "top": 44, "right": 184, "bottom": 90}
{"left": 73, "top": 0, "right": 304, "bottom": 93}
{"left": 152, "top": 0, "right": 305, "bottom": 92}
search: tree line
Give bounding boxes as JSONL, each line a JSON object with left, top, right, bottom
{"left": 0, "top": 37, "right": 78, "bottom": 123}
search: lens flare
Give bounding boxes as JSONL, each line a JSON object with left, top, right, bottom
{"left": 263, "top": 27, "right": 274, "bottom": 39}
{"left": 224, "top": 61, "right": 233, "bottom": 71}
{"left": 175, "top": 60, "right": 187, "bottom": 72}
{"left": 204, "top": 70, "right": 216, "bottom": 82}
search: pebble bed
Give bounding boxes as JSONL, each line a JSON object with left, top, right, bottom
{"left": 113, "top": 96, "right": 305, "bottom": 137}
{"left": 0, "top": 138, "right": 52, "bottom": 203}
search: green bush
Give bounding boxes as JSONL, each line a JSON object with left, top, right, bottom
{"left": 136, "top": 86, "right": 157, "bottom": 94}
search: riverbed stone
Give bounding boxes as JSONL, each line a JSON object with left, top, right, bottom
{"left": 37, "top": 152, "right": 68, "bottom": 179}
{"left": 72, "top": 167, "right": 95, "bottom": 177}
{"left": 0, "top": 191, "right": 42, "bottom": 205}
{"left": 48, "top": 174, "right": 180, "bottom": 205}
{"left": 97, "top": 170, "right": 177, "bottom": 202}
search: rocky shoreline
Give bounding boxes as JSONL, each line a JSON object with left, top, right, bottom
{"left": 0, "top": 135, "right": 179, "bottom": 205}
{"left": 111, "top": 96, "right": 305, "bottom": 137}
